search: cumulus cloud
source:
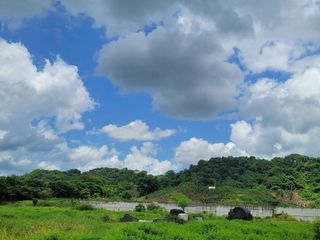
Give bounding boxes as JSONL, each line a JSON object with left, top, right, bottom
{"left": 100, "top": 120, "right": 175, "bottom": 141}
{"left": 124, "top": 142, "right": 178, "bottom": 175}
{"left": 60, "top": 0, "right": 320, "bottom": 72}
{"left": 68, "top": 145, "right": 122, "bottom": 172}
{"left": 175, "top": 65, "right": 320, "bottom": 163}
{"left": 3, "top": 0, "right": 320, "bottom": 174}
{"left": 60, "top": 0, "right": 176, "bottom": 35}
{"left": 228, "top": 65, "right": 320, "bottom": 158}
{"left": 0, "top": 39, "right": 94, "bottom": 153}
{"left": 0, "top": 0, "right": 52, "bottom": 29}
{"left": 97, "top": 15, "right": 242, "bottom": 119}
{"left": 0, "top": 141, "right": 176, "bottom": 175}
{"left": 175, "top": 118, "right": 320, "bottom": 165}
{"left": 241, "top": 68, "right": 320, "bottom": 133}
{"left": 0, "top": 130, "right": 8, "bottom": 140}
{"left": 175, "top": 137, "right": 245, "bottom": 165}
{"left": 229, "top": 120, "right": 320, "bottom": 159}
{"left": 67, "top": 142, "right": 177, "bottom": 175}
{"left": 226, "top": 0, "right": 320, "bottom": 73}
{"left": 0, "top": 150, "right": 33, "bottom": 175}
{"left": 37, "top": 161, "right": 60, "bottom": 171}
{"left": 75, "top": 0, "right": 319, "bottom": 121}
{"left": 56, "top": 0, "right": 320, "bottom": 124}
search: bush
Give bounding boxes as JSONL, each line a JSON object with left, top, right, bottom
{"left": 32, "top": 198, "right": 38, "bottom": 206}
{"left": 102, "top": 214, "right": 111, "bottom": 222}
{"left": 169, "top": 192, "right": 192, "bottom": 210}
{"left": 76, "top": 204, "right": 95, "bottom": 211}
{"left": 146, "top": 203, "right": 157, "bottom": 211}
{"left": 146, "top": 203, "right": 167, "bottom": 214}
{"left": 314, "top": 220, "right": 320, "bottom": 240}
{"left": 135, "top": 203, "right": 146, "bottom": 212}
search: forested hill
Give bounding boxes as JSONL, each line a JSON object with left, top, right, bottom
{"left": 1, "top": 154, "right": 320, "bottom": 207}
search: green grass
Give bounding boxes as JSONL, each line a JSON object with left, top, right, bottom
{"left": 0, "top": 201, "right": 315, "bottom": 240}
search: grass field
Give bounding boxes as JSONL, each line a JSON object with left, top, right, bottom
{"left": 0, "top": 201, "right": 315, "bottom": 240}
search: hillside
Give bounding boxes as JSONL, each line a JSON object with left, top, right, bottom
{"left": 152, "top": 154, "right": 320, "bottom": 207}
{"left": 1, "top": 154, "right": 320, "bottom": 207}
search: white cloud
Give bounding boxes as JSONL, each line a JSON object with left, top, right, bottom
{"left": 37, "top": 161, "right": 60, "bottom": 171}
{"left": 67, "top": 142, "right": 176, "bottom": 175}
{"left": 60, "top": 0, "right": 320, "bottom": 72}
{"left": 0, "top": 39, "right": 94, "bottom": 153}
{"left": 3, "top": 1, "right": 320, "bottom": 174}
{"left": 229, "top": 120, "right": 320, "bottom": 159}
{"left": 0, "top": 39, "right": 97, "bottom": 175}
{"left": 241, "top": 67, "right": 320, "bottom": 133}
{"left": 68, "top": 145, "right": 123, "bottom": 172}
{"left": 0, "top": 150, "right": 32, "bottom": 175}
{"left": 175, "top": 117, "right": 320, "bottom": 165}
{"left": 124, "top": 142, "right": 178, "bottom": 175}
{"left": 101, "top": 120, "right": 175, "bottom": 141}
{"left": 175, "top": 137, "right": 245, "bottom": 165}
{"left": 230, "top": 64, "right": 320, "bottom": 158}
{"left": 58, "top": 0, "right": 320, "bottom": 122}
{"left": 0, "top": 130, "right": 8, "bottom": 140}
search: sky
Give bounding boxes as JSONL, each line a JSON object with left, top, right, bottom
{"left": 1, "top": 0, "right": 320, "bottom": 175}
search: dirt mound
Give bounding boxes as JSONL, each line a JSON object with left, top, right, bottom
{"left": 271, "top": 192, "right": 309, "bottom": 207}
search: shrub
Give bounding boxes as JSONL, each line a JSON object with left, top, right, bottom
{"left": 102, "top": 214, "right": 111, "bottom": 222}
{"left": 147, "top": 203, "right": 158, "bottom": 211}
{"left": 169, "top": 192, "right": 192, "bottom": 210}
{"left": 146, "top": 204, "right": 167, "bottom": 214}
{"left": 32, "top": 198, "right": 38, "bottom": 207}
{"left": 37, "top": 200, "right": 53, "bottom": 207}
{"left": 314, "top": 220, "right": 320, "bottom": 240}
{"left": 135, "top": 203, "right": 146, "bottom": 212}
{"left": 76, "top": 204, "right": 95, "bottom": 211}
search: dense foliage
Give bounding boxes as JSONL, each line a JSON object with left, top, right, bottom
{"left": 0, "top": 154, "right": 319, "bottom": 207}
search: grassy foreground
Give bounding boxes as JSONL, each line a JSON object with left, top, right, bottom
{"left": 0, "top": 201, "right": 314, "bottom": 240}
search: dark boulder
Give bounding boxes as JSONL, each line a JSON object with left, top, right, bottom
{"left": 170, "top": 209, "right": 185, "bottom": 216}
{"left": 120, "top": 214, "right": 138, "bottom": 222}
{"left": 227, "top": 207, "right": 253, "bottom": 221}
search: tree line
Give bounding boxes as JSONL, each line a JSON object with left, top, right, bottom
{"left": 1, "top": 154, "right": 319, "bottom": 204}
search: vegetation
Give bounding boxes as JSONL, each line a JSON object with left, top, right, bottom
{"left": 135, "top": 204, "right": 146, "bottom": 212}
{"left": 169, "top": 192, "right": 192, "bottom": 210}
{"left": 1, "top": 154, "right": 320, "bottom": 207}
{"left": 0, "top": 202, "right": 315, "bottom": 240}
{"left": 315, "top": 220, "right": 320, "bottom": 240}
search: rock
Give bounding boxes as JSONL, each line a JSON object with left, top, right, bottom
{"left": 120, "top": 214, "right": 138, "bottom": 222}
{"left": 170, "top": 209, "right": 185, "bottom": 216}
{"left": 177, "top": 213, "right": 188, "bottom": 222}
{"left": 227, "top": 207, "right": 253, "bottom": 221}
{"left": 138, "top": 219, "right": 153, "bottom": 223}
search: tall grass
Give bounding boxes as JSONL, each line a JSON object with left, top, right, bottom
{"left": 0, "top": 201, "right": 314, "bottom": 240}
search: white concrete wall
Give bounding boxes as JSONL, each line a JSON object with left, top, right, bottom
{"left": 87, "top": 201, "right": 320, "bottom": 221}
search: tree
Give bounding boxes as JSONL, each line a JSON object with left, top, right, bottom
{"left": 170, "top": 192, "right": 192, "bottom": 210}
{"left": 135, "top": 204, "right": 146, "bottom": 212}
{"left": 137, "top": 175, "right": 159, "bottom": 196}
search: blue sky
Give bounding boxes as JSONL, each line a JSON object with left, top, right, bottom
{"left": 1, "top": 0, "right": 320, "bottom": 175}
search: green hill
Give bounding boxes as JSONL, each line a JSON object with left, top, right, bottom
{"left": 1, "top": 154, "right": 320, "bottom": 207}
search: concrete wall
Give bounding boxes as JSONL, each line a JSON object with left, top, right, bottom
{"left": 88, "top": 201, "right": 320, "bottom": 221}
